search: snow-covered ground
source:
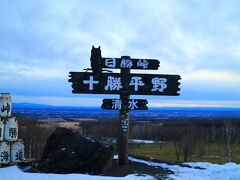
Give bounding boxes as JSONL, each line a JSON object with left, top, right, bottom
{"left": 128, "top": 156, "right": 240, "bottom": 180}
{"left": 170, "top": 162, "right": 240, "bottom": 180}
{"left": 1, "top": 157, "right": 240, "bottom": 180}
{"left": 129, "top": 139, "right": 165, "bottom": 144}
{"left": 0, "top": 165, "right": 153, "bottom": 180}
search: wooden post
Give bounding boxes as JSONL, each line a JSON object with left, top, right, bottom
{"left": 118, "top": 56, "right": 130, "bottom": 166}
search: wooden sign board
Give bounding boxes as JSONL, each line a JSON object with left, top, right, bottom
{"left": 102, "top": 58, "right": 160, "bottom": 70}
{"left": 101, "top": 99, "right": 148, "bottom": 110}
{"left": 69, "top": 72, "right": 181, "bottom": 96}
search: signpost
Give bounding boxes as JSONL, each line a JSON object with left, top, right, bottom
{"left": 102, "top": 57, "right": 160, "bottom": 69}
{"left": 69, "top": 72, "right": 180, "bottom": 95}
{"left": 68, "top": 46, "right": 181, "bottom": 166}
{"left": 101, "top": 99, "right": 148, "bottom": 110}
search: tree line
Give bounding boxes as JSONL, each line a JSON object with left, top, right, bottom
{"left": 17, "top": 114, "right": 240, "bottom": 162}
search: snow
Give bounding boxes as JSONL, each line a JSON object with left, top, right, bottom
{"left": 1, "top": 157, "right": 240, "bottom": 180}
{"left": 169, "top": 162, "right": 240, "bottom": 180}
{"left": 128, "top": 156, "right": 240, "bottom": 180}
{"left": 0, "top": 166, "right": 154, "bottom": 180}
{"left": 129, "top": 139, "right": 165, "bottom": 144}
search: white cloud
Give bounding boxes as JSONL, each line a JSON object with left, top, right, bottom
{"left": 0, "top": 61, "right": 69, "bottom": 79}
{"left": 13, "top": 95, "right": 103, "bottom": 106}
{"left": 170, "top": 28, "right": 215, "bottom": 60}
{"left": 225, "top": 42, "right": 240, "bottom": 59}
{"left": 1, "top": 0, "right": 240, "bottom": 105}
{"left": 182, "top": 70, "right": 240, "bottom": 83}
{"left": 150, "top": 100, "right": 240, "bottom": 108}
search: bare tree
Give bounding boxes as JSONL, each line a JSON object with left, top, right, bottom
{"left": 174, "top": 141, "right": 182, "bottom": 160}
{"left": 223, "top": 120, "right": 235, "bottom": 161}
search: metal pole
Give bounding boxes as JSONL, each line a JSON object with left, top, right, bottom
{"left": 118, "top": 56, "right": 130, "bottom": 166}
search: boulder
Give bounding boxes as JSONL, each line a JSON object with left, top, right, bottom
{"left": 39, "top": 127, "right": 114, "bottom": 174}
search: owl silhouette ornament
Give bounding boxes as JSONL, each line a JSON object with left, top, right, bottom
{"left": 90, "top": 46, "right": 102, "bottom": 80}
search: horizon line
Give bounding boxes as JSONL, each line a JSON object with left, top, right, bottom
{"left": 12, "top": 102, "right": 240, "bottom": 109}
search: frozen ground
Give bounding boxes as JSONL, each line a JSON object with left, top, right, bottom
{"left": 1, "top": 156, "right": 240, "bottom": 180}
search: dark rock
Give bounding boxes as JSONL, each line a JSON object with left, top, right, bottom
{"left": 39, "top": 127, "right": 114, "bottom": 174}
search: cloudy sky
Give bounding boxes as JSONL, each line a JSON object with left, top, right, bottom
{"left": 0, "top": 0, "right": 240, "bottom": 107}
